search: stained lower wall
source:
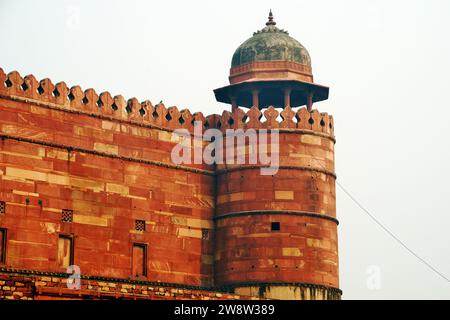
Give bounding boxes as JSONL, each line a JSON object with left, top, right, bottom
{"left": 234, "top": 285, "right": 341, "bottom": 300}
{"left": 0, "top": 269, "right": 256, "bottom": 300}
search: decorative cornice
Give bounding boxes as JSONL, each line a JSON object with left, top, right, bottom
{"left": 215, "top": 165, "right": 337, "bottom": 179}
{"left": 0, "top": 266, "right": 219, "bottom": 291}
{"left": 214, "top": 210, "right": 339, "bottom": 225}
{"left": 0, "top": 134, "right": 214, "bottom": 176}
{"left": 230, "top": 60, "right": 313, "bottom": 77}
{"left": 0, "top": 266, "right": 342, "bottom": 296}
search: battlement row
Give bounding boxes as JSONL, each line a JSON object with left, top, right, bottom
{"left": 0, "top": 68, "right": 334, "bottom": 137}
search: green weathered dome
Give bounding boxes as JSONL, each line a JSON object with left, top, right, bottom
{"left": 231, "top": 12, "right": 311, "bottom": 68}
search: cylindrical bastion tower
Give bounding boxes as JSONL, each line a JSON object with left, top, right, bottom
{"left": 212, "top": 11, "right": 340, "bottom": 300}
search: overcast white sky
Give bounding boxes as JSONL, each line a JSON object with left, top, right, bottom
{"left": 1, "top": 0, "right": 449, "bottom": 299}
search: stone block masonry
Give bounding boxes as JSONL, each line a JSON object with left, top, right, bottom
{"left": 0, "top": 68, "right": 340, "bottom": 300}
{"left": 0, "top": 268, "right": 258, "bottom": 300}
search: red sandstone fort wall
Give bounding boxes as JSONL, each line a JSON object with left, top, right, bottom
{"left": 0, "top": 68, "right": 215, "bottom": 287}
{"left": 0, "top": 68, "right": 339, "bottom": 300}
{"left": 213, "top": 107, "right": 338, "bottom": 297}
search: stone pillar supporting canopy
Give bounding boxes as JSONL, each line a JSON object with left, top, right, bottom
{"left": 214, "top": 80, "right": 328, "bottom": 110}
{"left": 284, "top": 87, "right": 292, "bottom": 108}
{"left": 307, "top": 92, "right": 314, "bottom": 112}
{"left": 251, "top": 89, "right": 260, "bottom": 109}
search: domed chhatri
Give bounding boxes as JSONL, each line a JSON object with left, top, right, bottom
{"left": 231, "top": 10, "right": 311, "bottom": 69}
{"left": 214, "top": 11, "right": 329, "bottom": 111}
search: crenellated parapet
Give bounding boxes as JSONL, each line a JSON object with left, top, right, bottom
{"left": 214, "top": 106, "right": 334, "bottom": 137}
{"left": 0, "top": 68, "right": 334, "bottom": 138}
{"left": 0, "top": 68, "right": 209, "bottom": 133}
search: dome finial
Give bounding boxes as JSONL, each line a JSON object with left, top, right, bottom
{"left": 266, "top": 9, "right": 276, "bottom": 26}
